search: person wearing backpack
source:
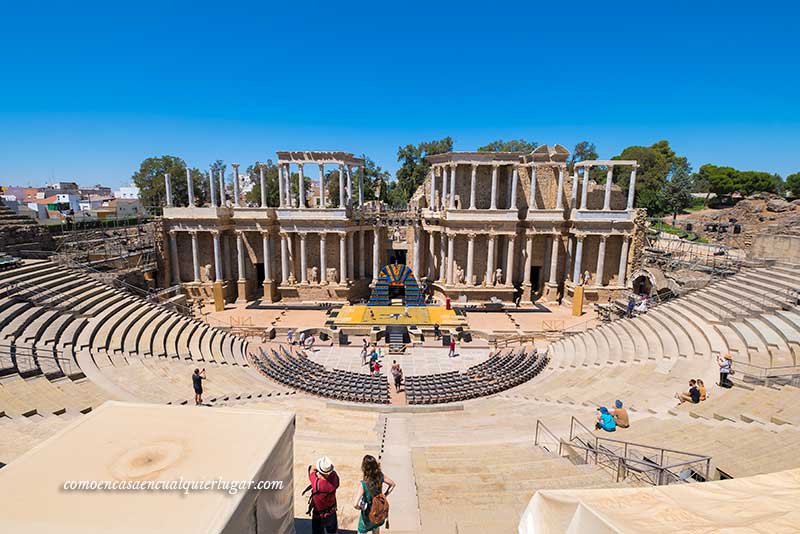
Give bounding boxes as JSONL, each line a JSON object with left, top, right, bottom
{"left": 308, "top": 457, "right": 340, "bottom": 534}
{"left": 353, "top": 454, "right": 396, "bottom": 533}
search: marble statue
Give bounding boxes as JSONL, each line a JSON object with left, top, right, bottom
{"left": 326, "top": 267, "right": 338, "bottom": 284}
{"left": 308, "top": 266, "right": 318, "bottom": 284}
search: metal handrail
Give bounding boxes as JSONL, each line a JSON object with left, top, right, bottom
{"left": 534, "top": 419, "right": 563, "bottom": 456}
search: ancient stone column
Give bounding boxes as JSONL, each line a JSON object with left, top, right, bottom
{"left": 356, "top": 165, "right": 363, "bottom": 206}
{"left": 510, "top": 166, "right": 519, "bottom": 209}
{"left": 604, "top": 166, "right": 613, "bottom": 210}
{"left": 466, "top": 233, "right": 475, "bottom": 286}
{"left": 164, "top": 173, "right": 173, "bottom": 207}
{"left": 523, "top": 235, "right": 533, "bottom": 285}
{"left": 449, "top": 164, "right": 457, "bottom": 209}
{"left": 260, "top": 165, "right": 267, "bottom": 208}
{"left": 570, "top": 169, "right": 579, "bottom": 207}
{"left": 280, "top": 232, "right": 289, "bottom": 284}
{"left": 565, "top": 236, "right": 573, "bottom": 281}
{"left": 447, "top": 233, "right": 455, "bottom": 285}
{"left": 428, "top": 230, "right": 437, "bottom": 279}
{"left": 572, "top": 236, "right": 584, "bottom": 283}
{"left": 429, "top": 167, "right": 437, "bottom": 209}
{"left": 555, "top": 166, "right": 565, "bottom": 211}
{"left": 339, "top": 164, "right": 346, "bottom": 207}
{"left": 505, "top": 235, "right": 515, "bottom": 286}
{"left": 262, "top": 231, "right": 272, "bottom": 282}
{"left": 372, "top": 229, "right": 380, "bottom": 283}
{"left": 318, "top": 163, "right": 326, "bottom": 208}
{"left": 340, "top": 233, "right": 348, "bottom": 284}
{"left": 412, "top": 226, "right": 421, "bottom": 279}
{"left": 347, "top": 232, "right": 354, "bottom": 283}
{"left": 627, "top": 167, "right": 637, "bottom": 209}
{"left": 212, "top": 230, "right": 222, "bottom": 282}
{"left": 346, "top": 164, "right": 353, "bottom": 206}
{"left": 596, "top": 235, "right": 607, "bottom": 286}
{"left": 469, "top": 164, "right": 478, "bottom": 210}
{"left": 218, "top": 170, "right": 225, "bottom": 207}
{"left": 190, "top": 230, "right": 200, "bottom": 282}
{"left": 223, "top": 232, "right": 231, "bottom": 280}
{"left": 358, "top": 229, "right": 366, "bottom": 279}
{"left": 209, "top": 170, "right": 217, "bottom": 208}
{"left": 441, "top": 166, "right": 449, "bottom": 210}
{"left": 232, "top": 163, "right": 240, "bottom": 208}
{"left": 490, "top": 165, "right": 498, "bottom": 209}
{"left": 439, "top": 232, "right": 447, "bottom": 282}
{"left": 186, "top": 168, "right": 195, "bottom": 207}
{"left": 236, "top": 232, "right": 247, "bottom": 302}
{"left": 319, "top": 233, "right": 327, "bottom": 284}
{"left": 278, "top": 164, "right": 286, "bottom": 208}
{"left": 168, "top": 230, "right": 180, "bottom": 284}
{"left": 529, "top": 166, "right": 537, "bottom": 210}
{"left": 580, "top": 167, "right": 590, "bottom": 209}
{"left": 486, "top": 234, "right": 496, "bottom": 284}
{"left": 299, "top": 232, "right": 308, "bottom": 283}
{"left": 618, "top": 235, "right": 630, "bottom": 287}
{"left": 549, "top": 235, "right": 559, "bottom": 285}
{"left": 298, "top": 163, "right": 306, "bottom": 208}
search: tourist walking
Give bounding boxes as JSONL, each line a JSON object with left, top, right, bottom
{"left": 448, "top": 337, "right": 456, "bottom": 358}
{"left": 391, "top": 361, "right": 403, "bottom": 393}
{"left": 299, "top": 331, "right": 307, "bottom": 347}
{"left": 718, "top": 354, "right": 733, "bottom": 388}
{"left": 308, "top": 456, "right": 340, "bottom": 534}
{"left": 433, "top": 323, "right": 441, "bottom": 340}
{"left": 192, "top": 368, "right": 206, "bottom": 405}
{"left": 371, "top": 360, "right": 381, "bottom": 375}
{"left": 287, "top": 329, "right": 295, "bottom": 345}
{"left": 353, "top": 455, "right": 396, "bottom": 534}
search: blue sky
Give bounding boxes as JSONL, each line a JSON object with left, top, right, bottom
{"left": 1, "top": 0, "right": 798, "bottom": 188}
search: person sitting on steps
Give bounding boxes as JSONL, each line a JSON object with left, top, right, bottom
{"left": 675, "top": 379, "right": 701, "bottom": 405}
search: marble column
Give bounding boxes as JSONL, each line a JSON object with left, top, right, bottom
{"left": 358, "top": 229, "right": 366, "bottom": 279}
{"left": 510, "top": 166, "right": 519, "bottom": 209}
{"left": 165, "top": 173, "right": 173, "bottom": 207}
{"left": 262, "top": 231, "right": 272, "bottom": 282}
{"left": 236, "top": 231, "right": 246, "bottom": 282}
{"left": 604, "top": 166, "right": 613, "bottom": 210}
{"left": 572, "top": 236, "right": 584, "bottom": 283}
{"left": 566, "top": 236, "right": 573, "bottom": 281}
{"left": 570, "top": 169, "right": 579, "bottom": 207}
{"left": 441, "top": 166, "right": 449, "bottom": 210}
{"left": 618, "top": 235, "right": 630, "bottom": 286}
{"left": 259, "top": 165, "right": 267, "bottom": 208}
{"left": 278, "top": 164, "right": 286, "bottom": 208}
{"left": 549, "top": 235, "right": 559, "bottom": 284}
{"left": 523, "top": 235, "right": 533, "bottom": 285}
{"left": 439, "top": 232, "right": 447, "bottom": 282}
{"left": 319, "top": 233, "right": 327, "bottom": 284}
{"left": 318, "top": 163, "right": 326, "bottom": 208}
{"left": 580, "top": 167, "right": 590, "bottom": 209}
{"left": 346, "top": 164, "right": 353, "bottom": 206}
{"left": 449, "top": 164, "right": 457, "bottom": 209}
{"left": 338, "top": 164, "right": 345, "bottom": 207}
{"left": 299, "top": 233, "right": 308, "bottom": 283}
{"left": 412, "top": 226, "right": 421, "bottom": 278}
{"left": 209, "top": 170, "right": 217, "bottom": 208}
{"left": 218, "top": 170, "right": 225, "bottom": 207}
{"left": 490, "top": 165, "right": 498, "bottom": 209}
{"left": 186, "top": 169, "right": 195, "bottom": 207}
{"left": 428, "top": 230, "right": 437, "bottom": 279}
{"left": 466, "top": 233, "right": 475, "bottom": 286}
{"left": 627, "top": 167, "right": 637, "bottom": 209}
{"left": 223, "top": 232, "right": 231, "bottom": 280}
{"left": 596, "top": 235, "right": 607, "bottom": 286}
{"left": 298, "top": 163, "right": 306, "bottom": 208}
{"left": 280, "top": 233, "right": 289, "bottom": 283}
{"left": 347, "top": 232, "right": 354, "bottom": 283}
{"left": 486, "top": 234, "right": 496, "bottom": 284}
{"left": 357, "top": 166, "right": 363, "bottom": 206}
{"left": 528, "top": 166, "right": 537, "bottom": 209}
{"left": 232, "top": 163, "right": 240, "bottom": 208}
{"left": 429, "top": 167, "right": 437, "bottom": 209}
{"left": 446, "top": 233, "right": 455, "bottom": 285}
{"left": 505, "top": 235, "right": 515, "bottom": 286}
{"left": 340, "top": 233, "right": 348, "bottom": 284}
{"left": 555, "top": 166, "right": 565, "bottom": 210}
{"left": 371, "top": 229, "right": 380, "bottom": 282}
{"left": 469, "top": 164, "right": 477, "bottom": 209}
{"left": 169, "top": 230, "right": 180, "bottom": 284}
{"left": 190, "top": 231, "right": 200, "bottom": 282}
{"left": 212, "top": 231, "right": 222, "bottom": 282}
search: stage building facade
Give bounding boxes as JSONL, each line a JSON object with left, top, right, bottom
{"left": 161, "top": 146, "right": 644, "bottom": 306}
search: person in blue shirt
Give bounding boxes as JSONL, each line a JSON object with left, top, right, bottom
{"left": 595, "top": 406, "right": 616, "bottom": 432}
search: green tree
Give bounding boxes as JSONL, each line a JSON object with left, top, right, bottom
{"left": 696, "top": 164, "right": 739, "bottom": 197}
{"left": 244, "top": 160, "right": 280, "bottom": 206}
{"left": 662, "top": 165, "right": 694, "bottom": 225}
{"left": 568, "top": 141, "right": 598, "bottom": 173}
{"left": 395, "top": 137, "right": 453, "bottom": 203}
{"left": 786, "top": 172, "right": 800, "bottom": 197}
{"left": 132, "top": 155, "right": 208, "bottom": 208}
{"left": 361, "top": 156, "right": 391, "bottom": 203}
{"left": 612, "top": 140, "right": 686, "bottom": 214}
{"left": 477, "top": 139, "right": 537, "bottom": 153}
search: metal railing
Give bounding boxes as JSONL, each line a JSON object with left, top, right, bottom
{"left": 534, "top": 419, "right": 563, "bottom": 456}
{"left": 0, "top": 343, "right": 80, "bottom": 379}
{"left": 566, "top": 416, "right": 712, "bottom": 485}
{"left": 728, "top": 359, "right": 800, "bottom": 387}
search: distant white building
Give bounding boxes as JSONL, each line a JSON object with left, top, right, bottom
{"left": 114, "top": 184, "right": 140, "bottom": 200}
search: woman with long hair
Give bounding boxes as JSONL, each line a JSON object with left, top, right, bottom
{"left": 353, "top": 454, "right": 396, "bottom": 533}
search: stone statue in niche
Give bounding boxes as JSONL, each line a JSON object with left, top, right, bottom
{"left": 455, "top": 263, "right": 465, "bottom": 285}
{"left": 200, "top": 263, "right": 213, "bottom": 283}
{"left": 308, "top": 266, "right": 318, "bottom": 284}
{"left": 493, "top": 268, "right": 503, "bottom": 286}
{"left": 326, "top": 267, "right": 338, "bottom": 284}
{"left": 582, "top": 270, "right": 591, "bottom": 286}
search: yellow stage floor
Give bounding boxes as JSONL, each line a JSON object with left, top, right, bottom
{"left": 332, "top": 305, "right": 462, "bottom": 327}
